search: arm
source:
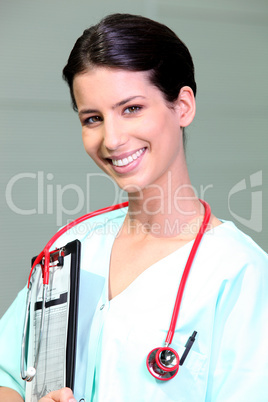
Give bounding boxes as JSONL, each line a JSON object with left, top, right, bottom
{"left": 0, "top": 288, "right": 28, "bottom": 399}
{"left": 206, "top": 259, "right": 268, "bottom": 401}
{"left": 0, "top": 387, "right": 23, "bottom": 401}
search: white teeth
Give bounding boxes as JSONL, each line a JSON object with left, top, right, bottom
{"left": 112, "top": 147, "right": 145, "bottom": 167}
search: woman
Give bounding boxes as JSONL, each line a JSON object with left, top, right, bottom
{"left": 0, "top": 13, "right": 267, "bottom": 402}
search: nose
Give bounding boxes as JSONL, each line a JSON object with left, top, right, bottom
{"left": 102, "top": 118, "right": 128, "bottom": 151}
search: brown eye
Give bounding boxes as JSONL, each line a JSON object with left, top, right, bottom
{"left": 85, "top": 116, "right": 102, "bottom": 125}
{"left": 124, "top": 105, "right": 142, "bottom": 114}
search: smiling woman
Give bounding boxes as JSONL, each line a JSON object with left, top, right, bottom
{"left": 0, "top": 12, "right": 268, "bottom": 402}
{"left": 72, "top": 67, "right": 195, "bottom": 193}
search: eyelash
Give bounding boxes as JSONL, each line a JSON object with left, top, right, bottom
{"left": 83, "top": 105, "right": 142, "bottom": 126}
{"left": 124, "top": 105, "right": 142, "bottom": 114}
{"left": 84, "top": 116, "right": 102, "bottom": 125}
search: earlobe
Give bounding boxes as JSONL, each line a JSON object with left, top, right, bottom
{"left": 177, "top": 86, "right": 196, "bottom": 127}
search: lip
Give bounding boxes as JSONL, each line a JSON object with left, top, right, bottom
{"left": 106, "top": 147, "right": 146, "bottom": 161}
{"left": 107, "top": 147, "right": 147, "bottom": 174}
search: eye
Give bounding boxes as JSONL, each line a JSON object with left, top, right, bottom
{"left": 84, "top": 115, "right": 103, "bottom": 125}
{"left": 124, "top": 105, "right": 142, "bottom": 114}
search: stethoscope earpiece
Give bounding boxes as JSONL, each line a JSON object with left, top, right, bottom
{"left": 26, "top": 366, "right": 36, "bottom": 381}
{"left": 146, "top": 347, "right": 179, "bottom": 381}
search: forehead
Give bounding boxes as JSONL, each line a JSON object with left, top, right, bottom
{"left": 73, "top": 67, "right": 163, "bottom": 106}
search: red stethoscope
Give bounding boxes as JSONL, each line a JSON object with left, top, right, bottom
{"left": 147, "top": 199, "right": 211, "bottom": 380}
{"left": 21, "top": 199, "right": 211, "bottom": 383}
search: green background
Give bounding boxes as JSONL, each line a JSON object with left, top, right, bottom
{"left": 0, "top": 0, "right": 267, "bottom": 317}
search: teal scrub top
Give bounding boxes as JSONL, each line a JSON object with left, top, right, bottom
{"left": 0, "top": 208, "right": 268, "bottom": 401}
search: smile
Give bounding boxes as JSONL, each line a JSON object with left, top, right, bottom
{"left": 111, "top": 148, "right": 146, "bottom": 167}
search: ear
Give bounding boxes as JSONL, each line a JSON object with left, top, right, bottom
{"left": 176, "top": 86, "right": 196, "bottom": 127}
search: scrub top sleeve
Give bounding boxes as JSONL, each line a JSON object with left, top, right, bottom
{"left": 206, "top": 259, "right": 268, "bottom": 402}
{"left": 0, "top": 287, "right": 27, "bottom": 399}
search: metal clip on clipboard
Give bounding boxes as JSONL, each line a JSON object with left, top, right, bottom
{"left": 24, "top": 240, "right": 81, "bottom": 402}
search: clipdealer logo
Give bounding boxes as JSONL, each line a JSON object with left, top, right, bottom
{"left": 5, "top": 172, "right": 122, "bottom": 226}
{"left": 5, "top": 170, "right": 263, "bottom": 231}
{"left": 228, "top": 170, "right": 263, "bottom": 232}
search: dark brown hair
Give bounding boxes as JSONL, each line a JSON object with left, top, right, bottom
{"left": 62, "top": 13, "right": 196, "bottom": 112}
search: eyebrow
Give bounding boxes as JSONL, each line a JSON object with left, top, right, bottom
{"left": 78, "top": 95, "right": 146, "bottom": 116}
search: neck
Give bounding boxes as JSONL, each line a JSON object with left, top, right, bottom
{"left": 124, "top": 166, "right": 204, "bottom": 239}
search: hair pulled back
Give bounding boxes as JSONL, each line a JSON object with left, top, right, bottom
{"left": 62, "top": 13, "right": 196, "bottom": 111}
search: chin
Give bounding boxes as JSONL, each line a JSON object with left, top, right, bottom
{"left": 117, "top": 177, "right": 152, "bottom": 195}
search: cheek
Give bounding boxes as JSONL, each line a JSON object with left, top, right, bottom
{"left": 82, "top": 131, "right": 99, "bottom": 158}
{"left": 140, "top": 115, "right": 165, "bottom": 143}
{"left": 145, "top": 113, "right": 180, "bottom": 148}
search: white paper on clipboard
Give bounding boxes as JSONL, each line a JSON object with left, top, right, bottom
{"left": 25, "top": 240, "right": 80, "bottom": 402}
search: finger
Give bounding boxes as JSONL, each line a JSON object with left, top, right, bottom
{"left": 39, "top": 387, "right": 76, "bottom": 402}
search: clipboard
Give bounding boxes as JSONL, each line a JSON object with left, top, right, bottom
{"left": 25, "top": 239, "right": 81, "bottom": 401}
{"left": 65, "top": 240, "right": 81, "bottom": 389}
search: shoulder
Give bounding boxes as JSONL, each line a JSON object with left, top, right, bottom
{"left": 205, "top": 220, "right": 267, "bottom": 266}
{"left": 195, "top": 221, "right": 268, "bottom": 293}
{"left": 204, "top": 225, "right": 268, "bottom": 401}
{"left": 0, "top": 287, "right": 27, "bottom": 327}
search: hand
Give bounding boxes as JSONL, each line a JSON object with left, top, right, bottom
{"left": 39, "top": 387, "right": 76, "bottom": 402}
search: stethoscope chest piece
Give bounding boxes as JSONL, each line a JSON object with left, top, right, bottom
{"left": 146, "top": 347, "right": 179, "bottom": 381}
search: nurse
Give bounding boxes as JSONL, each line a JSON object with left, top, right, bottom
{"left": 0, "top": 13, "right": 268, "bottom": 402}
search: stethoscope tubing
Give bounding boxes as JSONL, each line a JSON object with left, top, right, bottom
{"left": 27, "top": 201, "right": 129, "bottom": 288}
{"left": 146, "top": 199, "right": 211, "bottom": 380}
{"left": 165, "top": 199, "right": 211, "bottom": 345}
{"left": 22, "top": 199, "right": 211, "bottom": 383}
